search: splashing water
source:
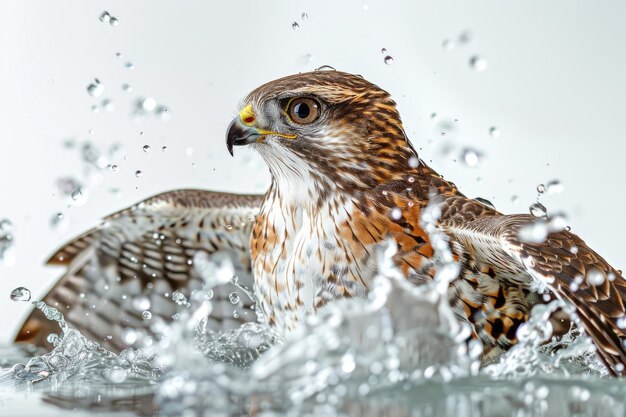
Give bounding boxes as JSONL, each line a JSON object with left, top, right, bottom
{"left": 1, "top": 202, "right": 624, "bottom": 416}
{"left": 0, "top": 219, "right": 15, "bottom": 266}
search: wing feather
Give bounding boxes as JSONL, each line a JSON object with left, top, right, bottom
{"left": 15, "top": 189, "right": 263, "bottom": 352}
{"left": 441, "top": 196, "right": 626, "bottom": 375}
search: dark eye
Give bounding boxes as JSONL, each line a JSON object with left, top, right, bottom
{"left": 287, "top": 97, "right": 320, "bottom": 124}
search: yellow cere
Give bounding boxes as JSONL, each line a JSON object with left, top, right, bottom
{"left": 239, "top": 104, "right": 256, "bottom": 126}
{"left": 239, "top": 104, "right": 297, "bottom": 140}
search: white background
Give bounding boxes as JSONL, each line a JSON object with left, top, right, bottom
{"left": 1, "top": 0, "right": 625, "bottom": 343}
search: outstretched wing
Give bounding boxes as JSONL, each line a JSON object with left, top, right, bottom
{"left": 15, "top": 189, "right": 263, "bottom": 352}
{"left": 441, "top": 196, "right": 626, "bottom": 375}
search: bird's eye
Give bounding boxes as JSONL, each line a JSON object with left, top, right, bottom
{"left": 287, "top": 97, "right": 320, "bottom": 124}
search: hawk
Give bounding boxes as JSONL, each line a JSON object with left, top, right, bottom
{"left": 16, "top": 70, "right": 626, "bottom": 376}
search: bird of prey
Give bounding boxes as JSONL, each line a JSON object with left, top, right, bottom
{"left": 16, "top": 70, "right": 626, "bottom": 376}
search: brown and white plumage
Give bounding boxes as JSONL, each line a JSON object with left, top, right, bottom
{"left": 17, "top": 70, "right": 626, "bottom": 376}
{"left": 16, "top": 190, "right": 261, "bottom": 352}
{"left": 225, "top": 70, "right": 626, "bottom": 374}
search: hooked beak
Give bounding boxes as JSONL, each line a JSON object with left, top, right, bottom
{"left": 226, "top": 104, "right": 298, "bottom": 156}
{"left": 226, "top": 118, "right": 259, "bottom": 156}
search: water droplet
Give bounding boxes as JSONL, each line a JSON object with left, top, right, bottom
{"left": 475, "top": 197, "right": 495, "bottom": 209}
{"left": 390, "top": 208, "right": 402, "bottom": 220}
{"left": 104, "top": 367, "right": 127, "bottom": 383}
{"left": 122, "top": 328, "right": 137, "bottom": 345}
{"left": 381, "top": 47, "right": 387, "bottom": 53}
{"left": 132, "top": 296, "right": 151, "bottom": 311}
{"left": 142, "top": 311, "right": 152, "bottom": 320}
{"left": 536, "top": 184, "right": 545, "bottom": 194}
{"left": 162, "top": 146, "right": 168, "bottom": 152}
{"left": 141, "top": 97, "right": 157, "bottom": 112}
{"left": 135, "top": 170, "right": 143, "bottom": 178}
{"left": 511, "top": 195, "right": 519, "bottom": 204}
{"left": 529, "top": 202, "right": 548, "bottom": 218}
{"left": 229, "top": 292, "right": 240, "bottom": 305}
{"left": 461, "top": 148, "right": 481, "bottom": 167}
{"left": 469, "top": 56, "right": 488, "bottom": 72}
{"left": 301, "top": 12, "right": 308, "bottom": 20}
{"left": 101, "top": 99, "right": 115, "bottom": 112}
{"left": 110, "top": 164, "right": 119, "bottom": 172}
{"left": 547, "top": 212, "right": 568, "bottom": 232}
{"left": 125, "top": 62, "right": 135, "bottom": 70}
{"left": 172, "top": 290, "right": 189, "bottom": 307}
{"left": 86, "top": 79, "right": 104, "bottom": 98}
{"left": 291, "top": 22, "right": 300, "bottom": 30}
{"left": 518, "top": 221, "right": 548, "bottom": 244}
{"left": 458, "top": 30, "right": 473, "bottom": 44}
{"left": 408, "top": 156, "right": 420, "bottom": 168}
{"left": 10, "top": 287, "right": 31, "bottom": 302}
{"left": 142, "top": 145, "right": 151, "bottom": 153}
{"left": 384, "top": 55, "right": 394, "bottom": 65}
{"left": 489, "top": 126, "right": 500, "bottom": 138}
{"left": 185, "top": 146, "right": 194, "bottom": 156}
{"left": 71, "top": 188, "right": 87, "bottom": 205}
{"left": 586, "top": 269, "right": 605, "bottom": 286}
{"left": 109, "top": 16, "right": 119, "bottom": 26}
{"left": 99, "top": 11, "right": 111, "bottom": 23}
{"left": 122, "top": 83, "right": 132, "bottom": 92}
{"left": 546, "top": 180, "right": 564, "bottom": 194}
{"left": 315, "top": 65, "right": 336, "bottom": 72}
{"left": 156, "top": 106, "right": 171, "bottom": 121}
{"left": 442, "top": 39, "right": 455, "bottom": 50}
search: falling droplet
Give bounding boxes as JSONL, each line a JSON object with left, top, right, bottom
{"left": 458, "top": 30, "right": 473, "bottom": 44}
{"left": 142, "top": 145, "right": 151, "bottom": 153}
{"left": 489, "top": 126, "right": 500, "bottom": 138}
{"left": 469, "top": 56, "right": 488, "bottom": 72}
{"left": 229, "top": 292, "right": 240, "bottom": 305}
{"left": 101, "top": 99, "right": 115, "bottom": 112}
{"left": 461, "top": 148, "right": 481, "bottom": 167}
{"left": 135, "top": 170, "right": 143, "bottom": 178}
{"left": 511, "top": 195, "right": 519, "bottom": 204}
{"left": 99, "top": 11, "right": 111, "bottom": 23}
{"left": 408, "top": 156, "right": 420, "bottom": 168}
{"left": 125, "top": 62, "right": 135, "bottom": 70}
{"left": 546, "top": 180, "right": 564, "bottom": 195}
{"left": 381, "top": 47, "right": 387, "bottom": 54}
{"left": 185, "top": 146, "right": 194, "bottom": 157}
{"left": 518, "top": 221, "right": 548, "bottom": 244}
{"left": 536, "top": 184, "right": 546, "bottom": 194}
{"left": 291, "top": 22, "right": 300, "bottom": 30}
{"left": 110, "top": 164, "right": 119, "bottom": 172}
{"left": 109, "top": 16, "right": 119, "bottom": 26}
{"left": 86, "top": 79, "right": 104, "bottom": 98}
{"left": 548, "top": 212, "right": 568, "bottom": 232}
{"left": 156, "top": 106, "right": 171, "bottom": 121}
{"left": 162, "top": 146, "right": 168, "bottom": 152}
{"left": 384, "top": 55, "right": 394, "bottom": 65}
{"left": 442, "top": 39, "right": 455, "bottom": 50}
{"left": 10, "top": 287, "right": 31, "bottom": 302}
{"left": 586, "top": 269, "right": 605, "bottom": 286}
{"left": 529, "top": 202, "right": 548, "bottom": 218}
{"left": 142, "top": 311, "right": 152, "bottom": 320}
{"left": 122, "top": 83, "right": 132, "bottom": 93}
{"left": 301, "top": 12, "right": 308, "bottom": 20}
{"left": 141, "top": 97, "right": 157, "bottom": 112}
{"left": 390, "top": 207, "right": 402, "bottom": 220}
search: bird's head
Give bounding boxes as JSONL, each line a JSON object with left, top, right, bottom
{"left": 226, "top": 70, "right": 419, "bottom": 199}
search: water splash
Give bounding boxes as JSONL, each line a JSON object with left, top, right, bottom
{"left": 0, "top": 219, "right": 15, "bottom": 266}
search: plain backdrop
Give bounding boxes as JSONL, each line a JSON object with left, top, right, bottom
{"left": 1, "top": 0, "right": 625, "bottom": 343}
